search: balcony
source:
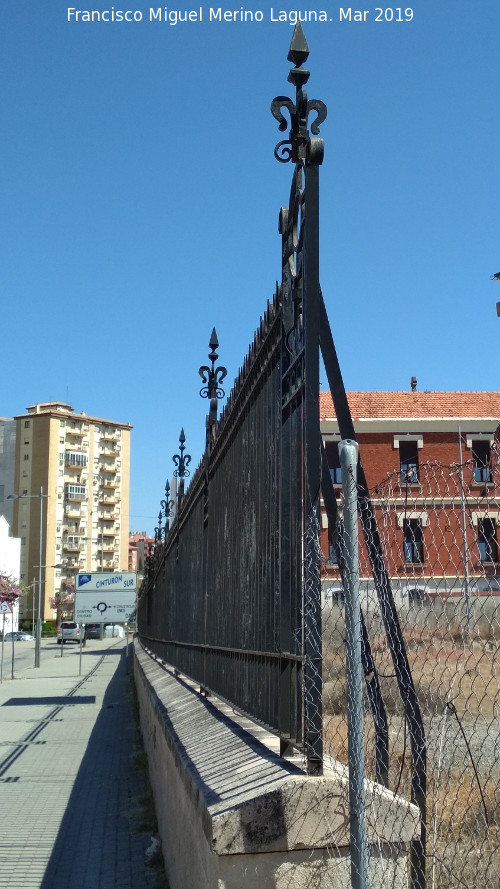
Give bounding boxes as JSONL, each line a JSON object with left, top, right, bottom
{"left": 99, "top": 494, "right": 116, "bottom": 505}
{"left": 99, "top": 479, "right": 118, "bottom": 490}
{"left": 101, "top": 431, "right": 120, "bottom": 442}
{"left": 65, "top": 452, "right": 88, "bottom": 469}
{"left": 64, "top": 505, "right": 82, "bottom": 518}
{"left": 65, "top": 489, "right": 86, "bottom": 501}
{"left": 99, "top": 460, "right": 117, "bottom": 472}
{"left": 99, "top": 510, "right": 116, "bottom": 521}
{"left": 100, "top": 444, "right": 118, "bottom": 456}
{"left": 62, "top": 541, "right": 82, "bottom": 553}
{"left": 102, "top": 543, "right": 116, "bottom": 553}
{"left": 66, "top": 427, "right": 84, "bottom": 438}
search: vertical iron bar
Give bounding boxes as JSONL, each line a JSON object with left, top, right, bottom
{"left": 303, "top": 161, "right": 323, "bottom": 774}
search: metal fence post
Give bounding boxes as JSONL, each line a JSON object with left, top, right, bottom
{"left": 339, "top": 439, "right": 368, "bottom": 889}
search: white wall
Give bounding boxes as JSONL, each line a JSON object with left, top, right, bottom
{"left": 0, "top": 515, "right": 21, "bottom": 633}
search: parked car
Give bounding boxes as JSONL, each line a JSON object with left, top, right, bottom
{"left": 85, "top": 623, "right": 102, "bottom": 639}
{"left": 4, "top": 631, "right": 35, "bottom": 642}
{"left": 57, "top": 621, "right": 85, "bottom": 644}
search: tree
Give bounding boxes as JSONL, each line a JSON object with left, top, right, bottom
{"left": 0, "top": 574, "right": 22, "bottom": 635}
{"left": 49, "top": 581, "right": 75, "bottom": 626}
{"left": 0, "top": 573, "right": 22, "bottom": 606}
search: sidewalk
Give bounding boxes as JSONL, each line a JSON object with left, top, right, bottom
{"left": 0, "top": 638, "right": 155, "bottom": 889}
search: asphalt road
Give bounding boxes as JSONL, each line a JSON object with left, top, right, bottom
{"left": 0, "top": 636, "right": 96, "bottom": 680}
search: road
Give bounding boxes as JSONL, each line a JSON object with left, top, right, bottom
{"left": 0, "top": 636, "right": 91, "bottom": 680}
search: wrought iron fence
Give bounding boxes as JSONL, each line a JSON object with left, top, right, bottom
{"left": 322, "top": 455, "right": 500, "bottom": 889}
{"left": 138, "top": 24, "right": 328, "bottom": 774}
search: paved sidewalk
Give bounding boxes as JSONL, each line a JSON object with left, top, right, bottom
{"left": 0, "top": 639, "right": 153, "bottom": 889}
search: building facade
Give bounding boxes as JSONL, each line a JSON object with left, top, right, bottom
{"left": 7, "top": 402, "right": 132, "bottom": 624}
{"left": 128, "top": 531, "right": 154, "bottom": 574}
{"left": 320, "top": 391, "right": 500, "bottom": 601}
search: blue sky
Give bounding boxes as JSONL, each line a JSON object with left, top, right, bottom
{"left": 1, "top": 1, "right": 499, "bottom": 535}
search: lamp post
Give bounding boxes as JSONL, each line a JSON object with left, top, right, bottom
{"left": 7, "top": 487, "right": 49, "bottom": 668}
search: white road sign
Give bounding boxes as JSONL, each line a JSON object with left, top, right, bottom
{"left": 74, "top": 572, "right": 137, "bottom": 623}
{"left": 76, "top": 572, "right": 136, "bottom": 592}
{"left": 0, "top": 602, "right": 13, "bottom": 614}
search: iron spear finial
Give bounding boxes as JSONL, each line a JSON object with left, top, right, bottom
{"left": 271, "top": 25, "right": 327, "bottom": 166}
{"left": 199, "top": 328, "right": 227, "bottom": 447}
{"left": 287, "top": 22, "right": 309, "bottom": 66}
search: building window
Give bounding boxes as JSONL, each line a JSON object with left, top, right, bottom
{"left": 403, "top": 518, "right": 423, "bottom": 563}
{"left": 65, "top": 451, "right": 87, "bottom": 468}
{"left": 477, "top": 518, "right": 498, "bottom": 562}
{"left": 325, "top": 441, "right": 342, "bottom": 484}
{"left": 400, "top": 441, "right": 419, "bottom": 484}
{"left": 328, "top": 541, "right": 339, "bottom": 564}
{"left": 472, "top": 440, "right": 491, "bottom": 483}
{"left": 65, "top": 484, "right": 86, "bottom": 501}
{"left": 24, "top": 454, "right": 29, "bottom": 461}
{"left": 24, "top": 420, "right": 30, "bottom": 428}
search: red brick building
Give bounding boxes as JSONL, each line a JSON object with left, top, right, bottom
{"left": 319, "top": 391, "right": 500, "bottom": 601}
{"left": 129, "top": 531, "right": 154, "bottom": 575}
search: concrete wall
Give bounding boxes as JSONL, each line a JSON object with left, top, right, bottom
{"left": 134, "top": 640, "right": 419, "bottom": 889}
{"left": 134, "top": 641, "right": 420, "bottom": 889}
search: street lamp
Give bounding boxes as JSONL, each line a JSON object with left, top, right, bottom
{"left": 7, "top": 487, "right": 49, "bottom": 668}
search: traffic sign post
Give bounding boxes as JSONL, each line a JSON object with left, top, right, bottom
{"left": 75, "top": 572, "right": 137, "bottom": 624}
{"left": 0, "top": 603, "right": 13, "bottom": 684}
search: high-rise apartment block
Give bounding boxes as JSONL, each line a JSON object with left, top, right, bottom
{"left": 5, "top": 401, "right": 132, "bottom": 624}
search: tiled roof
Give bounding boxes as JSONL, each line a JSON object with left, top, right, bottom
{"left": 319, "top": 391, "right": 500, "bottom": 421}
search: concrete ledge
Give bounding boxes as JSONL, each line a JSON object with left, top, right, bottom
{"left": 134, "top": 640, "right": 419, "bottom": 888}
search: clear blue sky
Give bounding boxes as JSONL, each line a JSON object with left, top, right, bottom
{"left": 1, "top": 2, "right": 499, "bottom": 535}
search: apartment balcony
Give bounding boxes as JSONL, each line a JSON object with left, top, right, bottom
{"left": 62, "top": 541, "right": 85, "bottom": 553}
{"left": 99, "top": 457, "right": 117, "bottom": 469}
{"left": 66, "top": 427, "right": 85, "bottom": 438}
{"left": 99, "top": 494, "right": 116, "bottom": 505}
{"left": 99, "top": 480, "right": 118, "bottom": 490}
{"left": 101, "top": 543, "right": 116, "bottom": 553}
{"left": 65, "top": 453, "right": 88, "bottom": 469}
{"left": 101, "top": 559, "right": 115, "bottom": 570}
{"left": 99, "top": 510, "right": 117, "bottom": 521}
{"left": 65, "top": 492, "right": 86, "bottom": 502}
{"left": 99, "top": 444, "right": 118, "bottom": 456}
{"left": 64, "top": 505, "right": 82, "bottom": 518}
{"left": 101, "top": 431, "right": 120, "bottom": 442}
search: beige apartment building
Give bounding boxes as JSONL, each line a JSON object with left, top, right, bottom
{"left": 10, "top": 401, "right": 132, "bottom": 625}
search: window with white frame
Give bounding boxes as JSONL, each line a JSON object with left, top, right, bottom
{"left": 472, "top": 440, "right": 492, "bottom": 484}
{"left": 400, "top": 441, "right": 419, "bottom": 484}
{"left": 477, "top": 518, "right": 498, "bottom": 562}
{"left": 403, "top": 518, "right": 423, "bottom": 563}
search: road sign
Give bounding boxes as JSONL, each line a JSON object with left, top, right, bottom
{"left": 0, "top": 602, "right": 13, "bottom": 614}
{"left": 74, "top": 572, "right": 137, "bottom": 623}
{"left": 76, "top": 572, "right": 136, "bottom": 592}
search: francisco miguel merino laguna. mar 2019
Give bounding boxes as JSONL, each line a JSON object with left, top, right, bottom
{"left": 67, "top": 7, "right": 415, "bottom": 24}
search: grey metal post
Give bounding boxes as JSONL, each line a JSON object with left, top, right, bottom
{"left": 35, "top": 486, "right": 43, "bottom": 668}
{"left": 339, "top": 439, "right": 368, "bottom": 889}
{"left": 457, "top": 427, "right": 471, "bottom": 633}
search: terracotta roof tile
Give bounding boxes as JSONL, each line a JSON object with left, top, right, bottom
{"left": 319, "top": 391, "right": 500, "bottom": 421}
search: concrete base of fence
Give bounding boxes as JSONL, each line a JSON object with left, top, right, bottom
{"left": 133, "top": 640, "right": 420, "bottom": 889}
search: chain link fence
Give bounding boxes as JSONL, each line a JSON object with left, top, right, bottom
{"left": 322, "top": 454, "right": 500, "bottom": 889}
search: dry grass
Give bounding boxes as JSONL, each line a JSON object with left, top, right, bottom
{"left": 322, "top": 606, "right": 500, "bottom": 889}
